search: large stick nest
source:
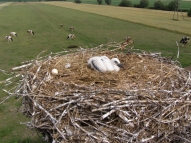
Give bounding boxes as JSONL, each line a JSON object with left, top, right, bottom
{"left": 2, "top": 42, "right": 191, "bottom": 143}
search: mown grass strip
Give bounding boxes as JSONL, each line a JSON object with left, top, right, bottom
{"left": 41, "top": 1, "right": 191, "bottom": 35}
{"left": 0, "top": 2, "right": 12, "bottom": 10}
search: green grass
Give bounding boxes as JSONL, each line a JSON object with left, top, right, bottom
{"left": 0, "top": 2, "right": 191, "bottom": 143}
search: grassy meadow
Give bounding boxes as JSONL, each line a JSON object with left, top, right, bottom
{"left": 43, "top": 1, "right": 191, "bottom": 35}
{"left": 0, "top": 2, "right": 191, "bottom": 143}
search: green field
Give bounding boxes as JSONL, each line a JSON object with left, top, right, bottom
{"left": 0, "top": 2, "right": 191, "bottom": 143}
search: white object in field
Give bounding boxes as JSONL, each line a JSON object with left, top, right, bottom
{"left": 67, "top": 34, "right": 75, "bottom": 40}
{"left": 5, "top": 36, "right": 13, "bottom": 42}
{"left": 10, "top": 32, "right": 17, "bottom": 37}
{"left": 65, "top": 63, "right": 71, "bottom": 68}
{"left": 27, "top": 30, "right": 34, "bottom": 35}
{"left": 51, "top": 68, "right": 58, "bottom": 75}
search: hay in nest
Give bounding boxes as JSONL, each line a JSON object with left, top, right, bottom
{"left": 1, "top": 42, "right": 191, "bottom": 143}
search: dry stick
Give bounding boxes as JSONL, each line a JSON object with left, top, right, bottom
{"left": 141, "top": 135, "right": 155, "bottom": 142}
{"left": 50, "top": 99, "right": 80, "bottom": 111}
{"left": 57, "top": 103, "right": 70, "bottom": 124}
{"left": 76, "top": 118, "right": 109, "bottom": 138}
{"left": 100, "top": 109, "right": 116, "bottom": 120}
{"left": 74, "top": 122, "right": 100, "bottom": 142}
{"left": 11, "top": 63, "right": 32, "bottom": 71}
{"left": 0, "top": 69, "right": 14, "bottom": 75}
{"left": 173, "top": 134, "right": 191, "bottom": 143}
{"left": 185, "top": 71, "right": 191, "bottom": 85}
{"left": 117, "top": 111, "right": 132, "bottom": 123}
{"left": 0, "top": 90, "right": 15, "bottom": 104}
{"left": 92, "top": 99, "right": 191, "bottom": 112}
{"left": 176, "top": 41, "right": 180, "bottom": 59}
{"left": 30, "top": 96, "right": 67, "bottom": 140}
{"left": 96, "top": 121, "right": 134, "bottom": 137}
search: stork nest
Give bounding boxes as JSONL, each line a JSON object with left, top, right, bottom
{"left": 1, "top": 42, "right": 191, "bottom": 143}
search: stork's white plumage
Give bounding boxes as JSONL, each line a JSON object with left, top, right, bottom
{"left": 88, "top": 56, "right": 107, "bottom": 72}
{"left": 110, "top": 58, "right": 124, "bottom": 72}
{"left": 100, "top": 56, "right": 114, "bottom": 71}
{"left": 88, "top": 56, "right": 124, "bottom": 72}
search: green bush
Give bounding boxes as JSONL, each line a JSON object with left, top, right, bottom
{"left": 139, "top": 0, "right": 149, "bottom": 8}
{"left": 97, "top": 0, "right": 102, "bottom": 4}
{"left": 133, "top": 4, "right": 140, "bottom": 8}
{"left": 187, "top": 8, "right": 191, "bottom": 17}
{"left": 154, "top": 0, "right": 165, "bottom": 10}
{"left": 167, "top": 0, "right": 178, "bottom": 11}
{"left": 105, "top": 0, "right": 111, "bottom": 5}
{"left": 119, "top": 0, "right": 132, "bottom": 7}
{"left": 74, "top": 0, "right": 81, "bottom": 3}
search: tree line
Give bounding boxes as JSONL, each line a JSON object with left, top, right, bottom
{"left": 73, "top": 0, "right": 191, "bottom": 17}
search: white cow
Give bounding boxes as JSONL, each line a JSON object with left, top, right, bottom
{"left": 27, "top": 30, "right": 34, "bottom": 35}
{"left": 10, "top": 32, "right": 17, "bottom": 37}
{"left": 67, "top": 34, "right": 75, "bottom": 40}
{"left": 5, "top": 36, "right": 13, "bottom": 42}
{"left": 70, "top": 26, "right": 74, "bottom": 31}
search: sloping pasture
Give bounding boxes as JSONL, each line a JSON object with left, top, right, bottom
{"left": 0, "top": 2, "right": 12, "bottom": 10}
{"left": 0, "top": 2, "right": 191, "bottom": 143}
{"left": 42, "top": 1, "right": 191, "bottom": 36}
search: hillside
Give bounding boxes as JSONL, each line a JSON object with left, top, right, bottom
{"left": 42, "top": 1, "right": 191, "bottom": 36}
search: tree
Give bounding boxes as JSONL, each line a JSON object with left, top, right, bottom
{"left": 97, "top": 0, "right": 102, "bottom": 5}
{"left": 119, "top": 0, "right": 132, "bottom": 7}
{"left": 154, "top": 0, "right": 165, "bottom": 10}
{"left": 105, "top": 0, "right": 111, "bottom": 5}
{"left": 139, "top": 0, "right": 149, "bottom": 8}
{"left": 188, "top": 8, "right": 191, "bottom": 17}
{"left": 74, "top": 0, "right": 81, "bottom": 3}
{"left": 167, "top": 0, "right": 178, "bottom": 11}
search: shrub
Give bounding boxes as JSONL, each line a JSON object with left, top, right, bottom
{"left": 187, "top": 8, "right": 191, "bottom": 17}
{"left": 167, "top": 0, "right": 178, "bottom": 11}
{"left": 139, "top": 0, "right": 149, "bottom": 8}
{"left": 105, "top": 0, "right": 111, "bottom": 5}
{"left": 119, "top": 0, "right": 132, "bottom": 7}
{"left": 74, "top": 0, "right": 81, "bottom": 3}
{"left": 133, "top": 4, "right": 140, "bottom": 8}
{"left": 154, "top": 0, "right": 165, "bottom": 10}
{"left": 97, "top": 0, "right": 102, "bottom": 4}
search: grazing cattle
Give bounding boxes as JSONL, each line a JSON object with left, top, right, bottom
{"left": 70, "top": 26, "right": 74, "bottom": 31}
{"left": 10, "top": 32, "right": 17, "bottom": 37}
{"left": 27, "top": 30, "right": 34, "bottom": 35}
{"left": 5, "top": 36, "right": 13, "bottom": 42}
{"left": 180, "top": 37, "right": 190, "bottom": 46}
{"left": 67, "top": 34, "right": 75, "bottom": 40}
{"left": 60, "top": 24, "right": 63, "bottom": 28}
